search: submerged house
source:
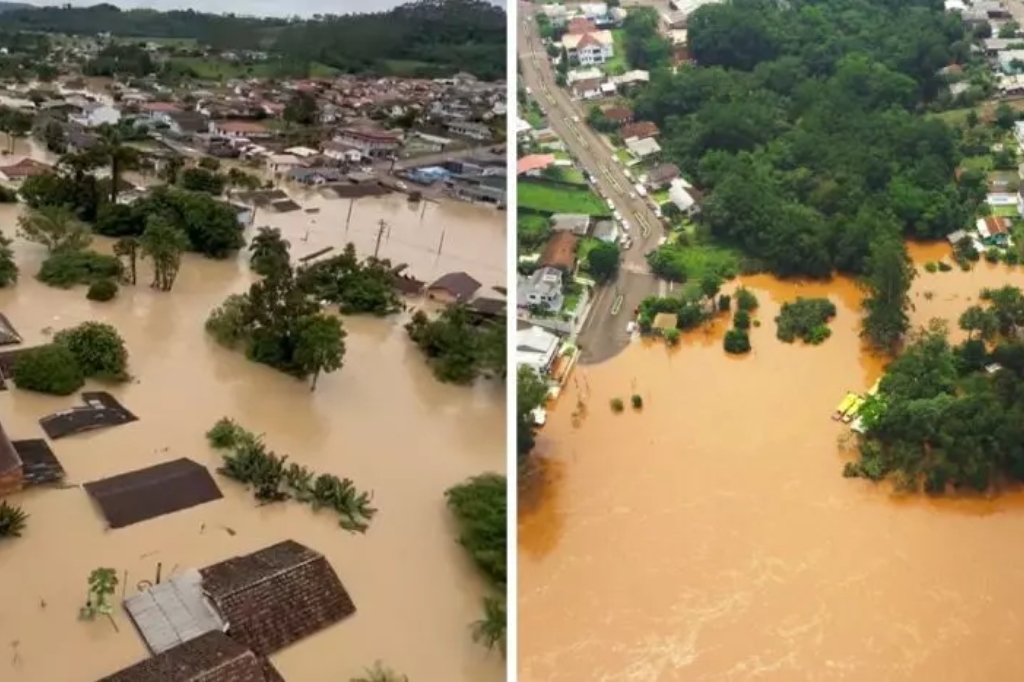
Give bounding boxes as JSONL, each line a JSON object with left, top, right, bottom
{"left": 98, "top": 631, "right": 284, "bottom": 682}
{"left": 0, "top": 418, "right": 65, "bottom": 497}
{"left": 123, "top": 540, "right": 356, "bottom": 660}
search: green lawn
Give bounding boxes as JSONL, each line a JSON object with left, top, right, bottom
{"left": 518, "top": 214, "right": 552, "bottom": 254}
{"left": 602, "top": 29, "right": 628, "bottom": 75}
{"left": 962, "top": 155, "right": 994, "bottom": 171}
{"left": 519, "top": 182, "right": 609, "bottom": 215}
{"left": 930, "top": 107, "right": 976, "bottom": 125}
{"left": 614, "top": 149, "right": 633, "bottom": 164}
{"left": 543, "top": 165, "right": 587, "bottom": 184}
{"left": 992, "top": 204, "right": 1020, "bottom": 218}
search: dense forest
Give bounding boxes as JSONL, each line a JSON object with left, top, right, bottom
{"left": 0, "top": 0, "right": 506, "bottom": 79}
{"left": 634, "top": 0, "right": 971, "bottom": 279}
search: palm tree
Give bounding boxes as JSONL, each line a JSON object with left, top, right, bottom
{"left": 0, "top": 501, "right": 28, "bottom": 538}
{"left": 350, "top": 661, "right": 408, "bottom": 682}
{"left": 471, "top": 596, "right": 507, "bottom": 656}
{"left": 96, "top": 126, "right": 140, "bottom": 203}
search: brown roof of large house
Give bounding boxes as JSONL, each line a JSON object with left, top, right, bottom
{"left": 982, "top": 215, "right": 1010, "bottom": 235}
{"left": 539, "top": 231, "right": 579, "bottom": 270}
{"left": 97, "top": 631, "right": 284, "bottom": 682}
{"left": 572, "top": 78, "right": 605, "bottom": 95}
{"left": 200, "top": 540, "right": 356, "bottom": 656}
{"left": 620, "top": 121, "right": 660, "bottom": 140}
{"left": 647, "top": 163, "right": 681, "bottom": 186}
{"left": 427, "top": 271, "right": 482, "bottom": 301}
{"left": 0, "top": 157, "right": 52, "bottom": 179}
{"left": 83, "top": 458, "right": 223, "bottom": 529}
{"left": 567, "top": 17, "right": 598, "bottom": 34}
{"left": 216, "top": 120, "right": 269, "bottom": 134}
{"left": 602, "top": 106, "right": 633, "bottom": 123}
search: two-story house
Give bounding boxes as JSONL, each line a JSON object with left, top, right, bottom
{"left": 561, "top": 30, "right": 615, "bottom": 66}
{"left": 334, "top": 128, "right": 401, "bottom": 159}
{"left": 518, "top": 266, "right": 564, "bottom": 314}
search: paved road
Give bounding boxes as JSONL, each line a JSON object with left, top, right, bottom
{"left": 389, "top": 145, "right": 503, "bottom": 172}
{"left": 519, "top": 3, "right": 662, "bottom": 363}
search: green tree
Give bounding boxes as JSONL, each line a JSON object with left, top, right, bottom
{"left": 11, "top": 344, "right": 84, "bottom": 395}
{"left": 79, "top": 567, "right": 119, "bottom": 632}
{"left": 958, "top": 304, "right": 997, "bottom": 341}
{"left": 350, "top": 661, "right": 408, "bottom": 682}
{"left": 249, "top": 226, "right": 291, "bottom": 277}
{"left": 178, "top": 167, "right": 226, "bottom": 195}
{"left": 294, "top": 313, "right": 347, "bottom": 391}
{"left": 0, "top": 500, "right": 28, "bottom": 539}
{"left": 53, "top": 321, "right": 129, "bottom": 381}
{"left": 113, "top": 236, "right": 140, "bottom": 285}
{"left": 861, "top": 235, "right": 915, "bottom": 352}
{"left": 284, "top": 91, "right": 318, "bottom": 125}
{"left": 94, "top": 126, "right": 140, "bottom": 203}
{"left": 517, "top": 366, "right": 548, "bottom": 472}
{"left": 586, "top": 241, "right": 620, "bottom": 283}
{"left": 471, "top": 595, "right": 507, "bottom": 656}
{"left": 140, "top": 216, "right": 189, "bottom": 291}
{"left": 17, "top": 205, "right": 92, "bottom": 253}
{"left": 0, "top": 231, "right": 18, "bottom": 287}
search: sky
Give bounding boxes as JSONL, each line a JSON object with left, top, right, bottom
{"left": 14, "top": 0, "right": 504, "bottom": 17}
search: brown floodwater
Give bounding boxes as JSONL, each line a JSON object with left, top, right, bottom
{"left": 520, "top": 243, "right": 1024, "bottom": 682}
{"left": 0, "top": 182, "right": 506, "bottom": 680}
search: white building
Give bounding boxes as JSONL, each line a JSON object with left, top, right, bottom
{"left": 69, "top": 103, "right": 121, "bottom": 128}
{"left": 516, "top": 325, "right": 562, "bottom": 378}
{"left": 668, "top": 178, "right": 700, "bottom": 217}
{"left": 561, "top": 30, "right": 615, "bottom": 66}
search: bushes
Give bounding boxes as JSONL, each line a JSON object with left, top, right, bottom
{"left": 53, "top": 322, "right": 129, "bottom": 381}
{"left": 86, "top": 279, "right": 118, "bottom": 301}
{"left": 775, "top": 297, "right": 836, "bottom": 344}
{"left": 12, "top": 344, "right": 84, "bottom": 395}
{"left": 0, "top": 500, "right": 28, "bottom": 539}
{"left": 733, "top": 310, "right": 751, "bottom": 330}
{"left": 0, "top": 186, "right": 17, "bottom": 204}
{"left": 610, "top": 397, "right": 624, "bottom": 412}
{"left": 723, "top": 329, "right": 751, "bottom": 354}
{"left": 735, "top": 287, "right": 759, "bottom": 312}
{"left": 37, "top": 250, "right": 122, "bottom": 288}
{"left": 207, "top": 417, "right": 377, "bottom": 533}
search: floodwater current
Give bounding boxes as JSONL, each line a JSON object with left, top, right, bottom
{"left": 0, "top": 142, "right": 506, "bottom": 682}
{"left": 520, "top": 243, "right": 1024, "bottom": 682}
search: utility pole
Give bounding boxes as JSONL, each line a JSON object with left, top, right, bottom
{"left": 373, "top": 219, "right": 387, "bottom": 259}
{"left": 345, "top": 198, "right": 355, "bottom": 235}
{"left": 436, "top": 227, "right": 446, "bottom": 256}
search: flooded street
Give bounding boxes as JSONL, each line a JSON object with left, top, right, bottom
{"left": 520, "top": 245, "right": 1024, "bottom": 682}
{"left": 0, "top": 189, "right": 506, "bottom": 680}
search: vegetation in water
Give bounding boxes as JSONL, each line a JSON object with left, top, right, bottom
{"left": 248, "top": 226, "right": 291, "bottom": 278}
{"left": 350, "top": 661, "right": 409, "bottom": 682}
{"left": 53, "top": 321, "right": 130, "bottom": 382}
{"left": 610, "top": 397, "right": 624, "bottom": 412}
{"left": 516, "top": 366, "right": 548, "bottom": 477}
{"left": 12, "top": 344, "right": 85, "bottom": 395}
{"left": 775, "top": 298, "right": 836, "bottom": 344}
{"left": 846, "top": 306, "right": 1024, "bottom": 492}
{"left": 296, "top": 243, "right": 405, "bottom": 316}
{"left": 37, "top": 249, "right": 123, "bottom": 289}
{"left": 79, "top": 567, "right": 119, "bottom": 632}
{"left": 631, "top": 394, "right": 643, "bottom": 409}
{"left": 0, "top": 231, "right": 18, "bottom": 287}
{"left": 206, "top": 262, "right": 346, "bottom": 390}
{"left": 735, "top": 287, "right": 758, "bottom": 313}
{"left": 723, "top": 328, "right": 751, "bottom": 354}
{"left": 445, "top": 473, "right": 506, "bottom": 655}
{"left": 86, "top": 278, "right": 118, "bottom": 301}
{"left": 206, "top": 417, "right": 377, "bottom": 533}
{"left": 0, "top": 501, "right": 28, "bottom": 539}
{"left": 405, "top": 304, "right": 505, "bottom": 384}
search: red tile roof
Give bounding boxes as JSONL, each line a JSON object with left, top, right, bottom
{"left": 517, "top": 154, "right": 556, "bottom": 175}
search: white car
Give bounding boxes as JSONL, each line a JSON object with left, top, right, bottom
{"left": 621, "top": 220, "right": 630, "bottom": 232}
{"left": 613, "top": 210, "right": 622, "bottom": 222}
{"left": 626, "top": 321, "right": 637, "bottom": 334}
{"left": 606, "top": 198, "right": 615, "bottom": 210}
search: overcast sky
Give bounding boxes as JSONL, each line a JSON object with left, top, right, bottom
{"left": 14, "top": 0, "right": 504, "bottom": 17}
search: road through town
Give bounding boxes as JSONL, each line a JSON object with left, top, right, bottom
{"left": 519, "top": 2, "right": 662, "bottom": 362}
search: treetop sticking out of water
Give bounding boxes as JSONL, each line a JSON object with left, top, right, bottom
{"left": 846, "top": 294, "right": 1024, "bottom": 493}
{"left": 775, "top": 297, "right": 836, "bottom": 345}
{"left": 206, "top": 417, "right": 377, "bottom": 534}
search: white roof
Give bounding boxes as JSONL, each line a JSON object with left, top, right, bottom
{"left": 516, "top": 326, "right": 561, "bottom": 375}
{"left": 285, "top": 146, "right": 318, "bottom": 157}
{"left": 669, "top": 178, "right": 696, "bottom": 211}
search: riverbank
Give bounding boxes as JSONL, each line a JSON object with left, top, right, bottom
{"left": 520, "top": 243, "right": 1024, "bottom": 682}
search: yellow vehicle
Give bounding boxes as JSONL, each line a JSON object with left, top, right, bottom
{"left": 843, "top": 397, "right": 866, "bottom": 423}
{"left": 833, "top": 392, "right": 859, "bottom": 420}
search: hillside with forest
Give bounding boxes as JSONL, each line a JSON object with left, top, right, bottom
{"left": 0, "top": 0, "right": 506, "bottom": 79}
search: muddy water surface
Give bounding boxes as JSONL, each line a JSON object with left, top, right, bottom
{"left": 0, "top": 193, "right": 505, "bottom": 682}
{"left": 520, "top": 245, "right": 1024, "bottom": 682}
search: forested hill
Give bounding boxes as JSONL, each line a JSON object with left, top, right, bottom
{"left": 0, "top": 0, "right": 506, "bottom": 79}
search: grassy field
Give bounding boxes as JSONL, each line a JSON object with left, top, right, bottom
{"left": 519, "top": 181, "right": 609, "bottom": 215}
{"left": 543, "top": 165, "right": 587, "bottom": 184}
{"left": 168, "top": 57, "right": 338, "bottom": 81}
{"left": 602, "top": 29, "right": 628, "bottom": 75}
{"left": 992, "top": 204, "right": 1020, "bottom": 218}
{"left": 518, "top": 214, "right": 552, "bottom": 253}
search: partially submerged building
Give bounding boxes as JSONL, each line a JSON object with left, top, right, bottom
{"left": 98, "top": 631, "right": 284, "bottom": 682}
{"left": 0, "top": 418, "right": 65, "bottom": 497}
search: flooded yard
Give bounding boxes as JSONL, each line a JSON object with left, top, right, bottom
{"left": 519, "top": 245, "right": 1024, "bottom": 682}
{"left": 0, "top": 193, "right": 506, "bottom": 681}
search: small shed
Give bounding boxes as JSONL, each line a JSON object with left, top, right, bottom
{"left": 98, "top": 631, "right": 284, "bottom": 682}
{"left": 83, "top": 458, "right": 223, "bottom": 529}
{"left": 200, "top": 540, "right": 356, "bottom": 655}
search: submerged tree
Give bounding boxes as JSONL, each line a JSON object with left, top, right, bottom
{"left": 0, "top": 500, "right": 28, "bottom": 539}
{"left": 248, "top": 226, "right": 291, "bottom": 277}
{"left": 294, "top": 313, "right": 347, "bottom": 391}
{"left": 0, "top": 231, "right": 18, "bottom": 287}
{"left": 471, "top": 595, "right": 507, "bottom": 656}
{"left": 79, "top": 567, "right": 119, "bottom": 632}
{"left": 140, "top": 216, "right": 189, "bottom": 291}
{"left": 350, "top": 661, "right": 409, "bottom": 682}
{"left": 113, "top": 236, "right": 140, "bottom": 285}
{"left": 861, "top": 235, "right": 916, "bottom": 352}
{"left": 17, "top": 204, "right": 92, "bottom": 253}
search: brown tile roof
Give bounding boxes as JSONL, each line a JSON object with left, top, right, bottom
{"left": 83, "top": 458, "right": 223, "bottom": 529}
{"left": 983, "top": 215, "right": 1010, "bottom": 235}
{"left": 427, "top": 271, "right": 482, "bottom": 301}
{"left": 200, "top": 540, "right": 356, "bottom": 656}
{"left": 647, "top": 163, "right": 681, "bottom": 186}
{"left": 602, "top": 106, "right": 633, "bottom": 123}
{"left": 0, "top": 157, "right": 52, "bottom": 179}
{"left": 97, "top": 631, "right": 283, "bottom": 682}
{"left": 567, "top": 17, "right": 598, "bottom": 34}
{"left": 539, "top": 231, "right": 579, "bottom": 270}
{"left": 620, "top": 121, "right": 660, "bottom": 140}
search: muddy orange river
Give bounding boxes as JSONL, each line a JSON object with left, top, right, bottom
{"left": 520, "top": 242, "right": 1024, "bottom": 682}
{"left": 0, "top": 150, "right": 505, "bottom": 682}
